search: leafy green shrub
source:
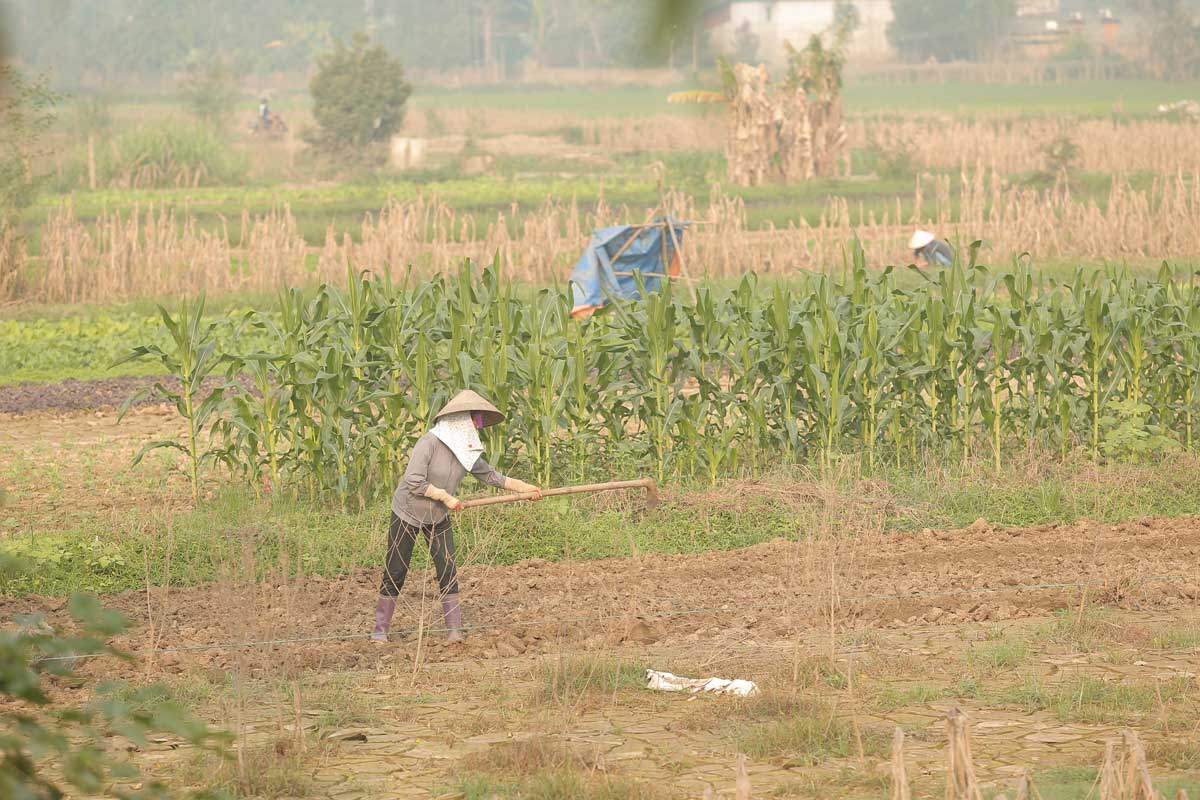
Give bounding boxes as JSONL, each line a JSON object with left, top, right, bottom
{"left": 1041, "top": 133, "right": 1080, "bottom": 176}
{"left": 0, "top": 66, "right": 57, "bottom": 218}
{"left": 1100, "top": 397, "right": 1181, "bottom": 462}
{"left": 862, "top": 132, "right": 916, "bottom": 178}
{"left": 102, "top": 123, "right": 247, "bottom": 188}
{"left": 0, "top": 554, "right": 226, "bottom": 798}
{"left": 306, "top": 32, "right": 412, "bottom": 161}
{"left": 180, "top": 56, "right": 239, "bottom": 131}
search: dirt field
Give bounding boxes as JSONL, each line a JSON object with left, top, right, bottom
{"left": 6, "top": 513, "right": 1199, "bottom": 675}
{"left": 3, "top": 398, "right": 1200, "bottom": 799}
{"left": 8, "top": 542, "right": 1197, "bottom": 798}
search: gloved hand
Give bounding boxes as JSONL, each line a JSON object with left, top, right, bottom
{"left": 424, "top": 485, "right": 463, "bottom": 512}
{"left": 504, "top": 477, "right": 543, "bottom": 500}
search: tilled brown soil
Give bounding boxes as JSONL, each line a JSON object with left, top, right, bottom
{"left": 5, "top": 515, "right": 1199, "bottom": 679}
{"left": 0, "top": 375, "right": 246, "bottom": 415}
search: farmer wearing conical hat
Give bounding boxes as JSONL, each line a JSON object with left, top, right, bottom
{"left": 909, "top": 229, "right": 954, "bottom": 267}
{"left": 372, "top": 390, "right": 541, "bottom": 644}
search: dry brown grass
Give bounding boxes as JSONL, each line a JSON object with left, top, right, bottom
{"left": 395, "top": 109, "right": 1200, "bottom": 173}
{"left": 462, "top": 737, "right": 606, "bottom": 776}
{"left": 851, "top": 118, "right": 1200, "bottom": 175}
{"left": 12, "top": 168, "right": 1200, "bottom": 304}
{"left": 399, "top": 105, "right": 1200, "bottom": 174}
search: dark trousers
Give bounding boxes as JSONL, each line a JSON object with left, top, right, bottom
{"left": 380, "top": 512, "right": 459, "bottom": 598}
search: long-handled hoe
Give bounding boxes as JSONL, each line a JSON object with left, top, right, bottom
{"left": 459, "top": 478, "right": 660, "bottom": 511}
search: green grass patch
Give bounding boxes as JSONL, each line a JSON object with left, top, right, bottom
{"left": 536, "top": 656, "right": 646, "bottom": 704}
{"left": 453, "top": 772, "right": 665, "bottom": 800}
{"left": 968, "top": 641, "right": 1029, "bottom": 669}
{"left": 7, "top": 447, "right": 1200, "bottom": 598}
{"left": 1151, "top": 626, "right": 1200, "bottom": 650}
{"left": 1147, "top": 738, "right": 1200, "bottom": 771}
{"left": 180, "top": 735, "right": 325, "bottom": 799}
{"left": 1026, "top": 767, "right": 1200, "bottom": 800}
{"left": 96, "top": 675, "right": 222, "bottom": 714}
{"left": 0, "top": 309, "right": 275, "bottom": 385}
{"left": 1033, "top": 607, "right": 1128, "bottom": 653}
{"left": 303, "top": 674, "right": 382, "bottom": 732}
{"left": 992, "top": 674, "right": 1193, "bottom": 725}
{"left": 874, "top": 683, "right": 952, "bottom": 710}
{"left": 734, "top": 705, "right": 888, "bottom": 765}
{"left": 873, "top": 678, "right": 985, "bottom": 711}
{"left": 843, "top": 78, "right": 1200, "bottom": 117}
{"left": 462, "top": 738, "right": 600, "bottom": 776}
{"left": 887, "top": 455, "right": 1200, "bottom": 531}
{"left": 682, "top": 690, "right": 888, "bottom": 766}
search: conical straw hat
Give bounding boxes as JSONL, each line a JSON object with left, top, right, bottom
{"left": 909, "top": 229, "right": 936, "bottom": 250}
{"left": 435, "top": 390, "right": 505, "bottom": 427}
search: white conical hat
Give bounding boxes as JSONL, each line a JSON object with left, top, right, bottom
{"left": 434, "top": 390, "right": 505, "bottom": 428}
{"left": 909, "top": 229, "right": 936, "bottom": 250}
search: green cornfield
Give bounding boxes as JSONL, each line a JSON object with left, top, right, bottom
{"left": 120, "top": 252, "right": 1200, "bottom": 505}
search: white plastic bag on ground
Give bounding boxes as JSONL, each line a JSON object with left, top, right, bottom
{"left": 645, "top": 669, "right": 758, "bottom": 697}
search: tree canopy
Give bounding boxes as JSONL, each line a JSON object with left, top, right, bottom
{"left": 887, "top": 0, "right": 1018, "bottom": 62}
{"left": 2, "top": 0, "right": 699, "bottom": 84}
{"left": 307, "top": 33, "right": 412, "bottom": 156}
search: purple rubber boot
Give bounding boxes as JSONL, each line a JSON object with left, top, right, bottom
{"left": 371, "top": 596, "right": 397, "bottom": 643}
{"left": 442, "top": 593, "right": 465, "bottom": 643}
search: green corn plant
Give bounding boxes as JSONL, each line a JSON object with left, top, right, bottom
{"left": 1079, "top": 273, "right": 1125, "bottom": 461}
{"left": 798, "top": 275, "right": 855, "bottom": 467}
{"left": 217, "top": 350, "right": 288, "bottom": 494}
{"left": 124, "top": 256, "right": 1200, "bottom": 502}
{"left": 982, "top": 303, "right": 1016, "bottom": 472}
{"left": 1167, "top": 267, "right": 1200, "bottom": 450}
{"left": 113, "top": 294, "right": 228, "bottom": 503}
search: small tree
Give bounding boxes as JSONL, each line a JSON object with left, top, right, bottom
{"left": 1142, "top": 0, "right": 1200, "bottom": 80}
{"left": 181, "top": 55, "right": 239, "bottom": 131}
{"left": 307, "top": 33, "right": 412, "bottom": 159}
{"left": 0, "top": 67, "right": 57, "bottom": 219}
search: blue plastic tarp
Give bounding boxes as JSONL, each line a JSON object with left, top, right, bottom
{"left": 569, "top": 219, "right": 689, "bottom": 315}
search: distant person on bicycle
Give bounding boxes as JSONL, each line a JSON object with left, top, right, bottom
{"left": 909, "top": 229, "right": 954, "bottom": 267}
{"left": 258, "top": 97, "right": 270, "bottom": 125}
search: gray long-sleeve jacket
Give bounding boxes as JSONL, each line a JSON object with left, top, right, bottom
{"left": 390, "top": 432, "right": 507, "bottom": 526}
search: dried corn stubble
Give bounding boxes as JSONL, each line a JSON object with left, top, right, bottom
{"left": 19, "top": 168, "right": 1200, "bottom": 305}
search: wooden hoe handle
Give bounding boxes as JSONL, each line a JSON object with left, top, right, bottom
{"left": 459, "top": 478, "right": 659, "bottom": 509}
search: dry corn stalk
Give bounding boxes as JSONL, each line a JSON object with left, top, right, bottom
{"left": 15, "top": 166, "right": 1200, "bottom": 304}
{"left": 734, "top": 752, "right": 751, "bottom": 800}
{"left": 0, "top": 223, "right": 25, "bottom": 302}
{"left": 891, "top": 727, "right": 911, "bottom": 800}
{"left": 1016, "top": 770, "right": 1039, "bottom": 800}
{"left": 725, "top": 55, "right": 847, "bottom": 186}
{"left": 849, "top": 118, "right": 1200, "bottom": 175}
{"left": 945, "top": 708, "right": 983, "bottom": 800}
{"left": 1100, "top": 731, "right": 1161, "bottom": 800}
{"left": 727, "top": 63, "right": 777, "bottom": 188}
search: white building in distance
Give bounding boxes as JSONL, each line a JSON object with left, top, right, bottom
{"left": 704, "top": 1, "right": 896, "bottom": 66}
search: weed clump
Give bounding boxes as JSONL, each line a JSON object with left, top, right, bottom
{"left": 183, "top": 735, "right": 321, "bottom": 798}
{"left": 457, "top": 738, "right": 664, "bottom": 800}
{"left": 683, "top": 689, "right": 888, "bottom": 765}
{"left": 994, "top": 674, "right": 1193, "bottom": 724}
{"left": 536, "top": 656, "right": 646, "bottom": 704}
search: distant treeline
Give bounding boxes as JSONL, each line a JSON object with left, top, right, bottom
{"left": 2, "top": 0, "right": 699, "bottom": 84}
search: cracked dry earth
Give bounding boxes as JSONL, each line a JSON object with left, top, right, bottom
{"left": 6, "top": 518, "right": 1200, "bottom": 799}
{"left": 116, "top": 611, "right": 1200, "bottom": 800}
